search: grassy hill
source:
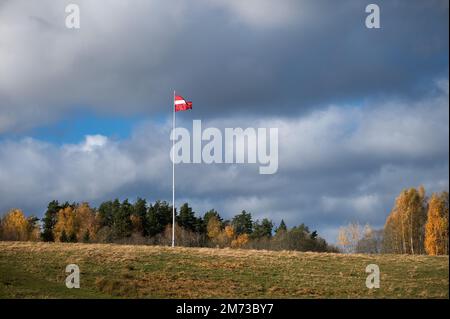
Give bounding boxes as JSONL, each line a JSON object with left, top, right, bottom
{"left": 0, "top": 242, "right": 448, "bottom": 299}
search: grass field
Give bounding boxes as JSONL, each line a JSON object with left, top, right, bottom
{"left": 0, "top": 241, "right": 448, "bottom": 299}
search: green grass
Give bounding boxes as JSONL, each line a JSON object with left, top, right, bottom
{"left": 0, "top": 242, "right": 448, "bottom": 299}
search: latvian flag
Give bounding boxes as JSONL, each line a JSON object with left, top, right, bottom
{"left": 174, "top": 95, "right": 193, "bottom": 112}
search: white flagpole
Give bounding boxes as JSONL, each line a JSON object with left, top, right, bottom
{"left": 172, "top": 90, "right": 176, "bottom": 248}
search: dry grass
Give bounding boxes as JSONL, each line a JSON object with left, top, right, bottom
{"left": 0, "top": 241, "right": 448, "bottom": 299}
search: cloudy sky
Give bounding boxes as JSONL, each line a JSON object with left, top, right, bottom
{"left": 0, "top": 0, "right": 448, "bottom": 242}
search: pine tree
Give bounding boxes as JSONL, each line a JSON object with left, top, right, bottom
{"left": 147, "top": 200, "right": 173, "bottom": 237}
{"left": 252, "top": 218, "right": 273, "bottom": 239}
{"left": 41, "top": 200, "right": 61, "bottom": 242}
{"left": 98, "top": 200, "right": 114, "bottom": 228}
{"left": 231, "top": 210, "right": 253, "bottom": 235}
{"left": 133, "top": 198, "right": 148, "bottom": 236}
{"left": 177, "top": 203, "right": 197, "bottom": 232}
{"left": 276, "top": 219, "right": 287, "bottom": 234}
{"left": 112, "top": 199, "right": 133, "bottom": 239}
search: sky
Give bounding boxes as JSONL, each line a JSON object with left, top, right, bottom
{"left": 0, "top": 0, "right": 448, "bottom": 242}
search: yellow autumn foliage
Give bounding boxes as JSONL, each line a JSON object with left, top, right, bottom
{"left": 53, "top": 203, "right": 98, "bottom": 242}
{"left": 224, "top": 225, "right": 235, "bottom": 239}
{"left": 231, "top": 233, "right": 249, "bottom": 248}
{"left": 206, "top": 216, "right": 221, "bottom": 239}
{"left": 382, "top": 187, "right": 427, "bottom": 254}
{"left": 53, "top": 206, "right": 77, "bottom": 242}
{"left": 0, "top": 209, "right": 38, "bottom": 241}
{"left": 425, "top": 192, "right": 449, "bottom": 255}
{"left": 75, "top": 202, "right": 97, "bottom": 241}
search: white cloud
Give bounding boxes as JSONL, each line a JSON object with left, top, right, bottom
{"left": 274, "top": 80, "right": 449, "bottom": 172}
{"left": 205, "top": 0, "right": 305, "bottom": 28}
{"left": 0, "top": 131, "right": 163, "bottom": 208}
{"left": 65, "top": 134, "right": 108, "bottom": 152}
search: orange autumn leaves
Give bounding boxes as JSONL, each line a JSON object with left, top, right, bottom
{"left": 53, "top": 203, "right": 97, "bottom": 242}
{"left": 384, "top": 187, "right": 448, "bottom": 255}
{"left": 0, "top": 209, "right": 40, "bottom": 241}
{"left": 425, "top": 192, "right": 449, "bottom": 255}
{"left": 206, "top": 216, "right": 249, "bottom": 248}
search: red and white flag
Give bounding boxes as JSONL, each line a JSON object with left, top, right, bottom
{"left": 174, "top": 95, "right": 193, "bottom": 112}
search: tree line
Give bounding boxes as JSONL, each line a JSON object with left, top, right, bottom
{"left": 337, "top": 186, "right": 449, "bottom": 255}
{"left": 0, "top": 199, "right": 337, "bottom": 253}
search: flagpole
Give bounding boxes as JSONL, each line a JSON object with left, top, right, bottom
{"left": 172, "top": 90, "right": 176, "bottom": 248}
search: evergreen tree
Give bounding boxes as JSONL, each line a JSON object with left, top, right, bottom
{"left": 275, "top": 219, "right": 287, "bottom": 234}
{"left": 147, "top": 200, "right": 173, "bottom": 237}
{"left": 112, "top": 199, "right": 133, "bottom": 239}
{"left": 41, "top": 200, "right": 61, "bottom": 242}
{"left": 287, "top": 225, "right": 308, "bottom": 250}
{"left": 232, "top": 210, "right": 253, "bottom": 235}
{"left": 98, "top": 200, "right": 114, "bottom": 227}
{"left": 133, "top": 198, "right": 148, "bottom": 236}
{"left": 177, "top": 203, "right": 197, "bottom": 232}
{"left": 194, "top": 216, "right": 206, "bottom": 234}
{"left": 252, "top": 218, "right": 273, "bottom": 239}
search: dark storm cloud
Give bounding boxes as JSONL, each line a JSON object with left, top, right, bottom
{"left": 0, "top": 0, "right": 448, "bottom": 131}
{"left": 173, "top": 0, "right": 449, "bottom": 118}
